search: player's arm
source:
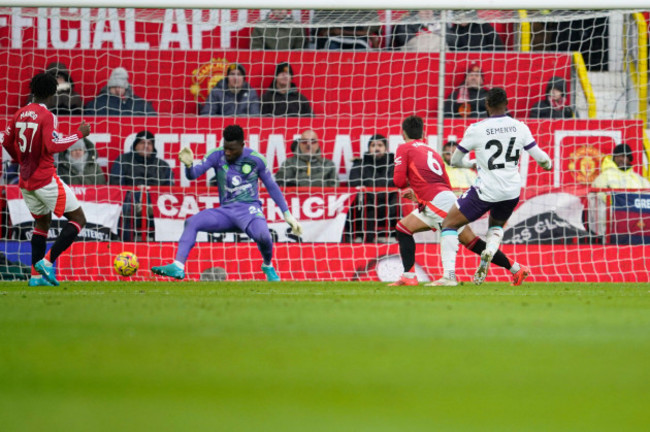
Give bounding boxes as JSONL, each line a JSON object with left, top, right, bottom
{"left": 450, "top": 146, "right": 476, "bottom": 169}
{"left": 258, "top": 158, "right": 302, "bottom": 236}
{"left": 45, "top": 116, "right": 90, "bottom": 153}
{"left": 525, "top": 141, "right": 552, "bottom": 170}
{"left": 393, "top": 144, "right": 408, "bottom": 188}
{"left": 180, "top": 147, "right": 218, "bottom": 180}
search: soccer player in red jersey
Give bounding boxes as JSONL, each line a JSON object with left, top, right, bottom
{"left": 389, "top": 115, "right": 529, "bottom": 287}
{"left": 2, "top": 72, "right": 91, "bottom": 286}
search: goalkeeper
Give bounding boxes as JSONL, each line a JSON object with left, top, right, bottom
{"left": 151, "top": 124, "right": 302, "bottom": 281}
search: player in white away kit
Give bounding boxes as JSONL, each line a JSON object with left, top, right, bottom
{"left": 441, "top": 87, "right": 552, "bottom": 285}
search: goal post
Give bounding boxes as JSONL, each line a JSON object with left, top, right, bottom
{"left": 0, "top": 5, "right": 649, "bottom": 283}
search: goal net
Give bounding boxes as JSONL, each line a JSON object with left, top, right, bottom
{"left": 1, "top": 6, "right": 649, "bottom": 283}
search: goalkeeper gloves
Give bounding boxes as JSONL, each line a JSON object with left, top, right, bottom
{"left": 178, "top": 146, "right": 194, "bottom": 168}
{"left": 283, "top": 210, "right": 303, "bottom": 236}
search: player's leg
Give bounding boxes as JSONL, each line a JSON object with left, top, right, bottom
{"left": 473, "top": 197, "right": 520, "bottom": 285}
{"left": 152, "top": 208, "right": 236, "bottom": 279}
{"left": 46, "top": 206, "right": 86, "bottom": 264}
{"left": 388, "top": 212, "right": 430, "bottom": 286}
{"left": 28, "top": 213, "right": 52, "bottom": 286}
{"left": 244, "top": 218, "right": 280, "bottom": 282}
{"left": 459, "top": 226, "right": 530, "bottom": 286}
{"left": 440, "top": 187, "right": 488, "bottom": 286}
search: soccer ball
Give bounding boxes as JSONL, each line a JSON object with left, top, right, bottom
{"left": 113, "top": 252, "right": 139, "bottom": 277}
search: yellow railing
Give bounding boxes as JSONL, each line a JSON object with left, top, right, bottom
{"left": 573, "top": 52, "right": 597, "bottom": 119}
{"left": 518, "top": 10, "right": 530, "bottom": 52}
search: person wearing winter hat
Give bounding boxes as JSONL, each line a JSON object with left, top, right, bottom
{"left": 84, "top": 67, "right": 156, "bottom": 116}
{"left": 109, "top": 130, "right": 173, "bottom": 186}
{"left": 261, "top": 62, "right": 313, "bottom": 117}
{"left": 200, "top": 63, "right": 260, "bottom": 116}
{"left": 443, "top": 63, "right": 489, "bottom": 119}
{"left": 529, "top": 76, "right": 575, "bottom": 119}
{"left": 26, "top": 62, "right": 83, "bottom": 115}
{"left": 593, "top": 143, "right": 650, "bottom": 190}
{"left": 57, "top": 137, "right": 106, "bottom": 185}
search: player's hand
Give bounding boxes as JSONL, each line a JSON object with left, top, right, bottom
{"left": 401, "top": 188, "right": 417, "bottom": 203}
{"left": 78, "top": 121, "right": 90, "bottom": 138}
{"left": 283, "top": 210, "right": 303, "bottom": 236}
{"left": 540, "top": 159, "right": 553, "bottom": 171}
{"left": 178, "top": 146, "right": 194, "bottom": 168}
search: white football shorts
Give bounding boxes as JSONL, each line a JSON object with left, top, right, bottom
{"left": 21, "top": 176, "right": 81, "bottom": 218}
{"left": 412, "top": 190, "right": 466, "bottom": 233}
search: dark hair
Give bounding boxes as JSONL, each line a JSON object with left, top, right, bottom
{"left": 30, "top": 72, "right": 58, "bottom": 100}
{"left": 443, "top": 141, "right": 457, "bottom": 150}
{"left": 401, "top": 115, "right": 423, "bottom": 140}
{"left": 486, "top": 87, "right": 508, "bottom": 108}
{"left": 367, "top": 134, "right": 388, "bottom": 150}
{"left": 613, "top": 143, "right": 633, "bottom": 162}
{"left": 223, "top": 124, "right": 245, "bottom": 143}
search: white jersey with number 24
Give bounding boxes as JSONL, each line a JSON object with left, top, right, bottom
{"left": 458, "top": 115, "right": 536, "bottom": 202}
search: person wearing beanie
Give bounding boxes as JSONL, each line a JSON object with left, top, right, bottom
{"left": 444, "top": 63, "right": 489, "bottom": 119}
{"left": 26, "top": 62, "right": 83, "bottom": 115}
{"left": 593, "top": 143, "right": 650, "bottom": 190}
{"left": 261, "top": 62, "right": 313, "bottom": 117}
{"left": 84, "top": 67, "right": 156, "bottom": 116}
{"left": 529, "top": 76, "right": 575, "bottom": 119}
{"left": 109, "top": 130, "right": 173, "bottom": 186}
{"left": 200, "top": 63, "right": 260, "bottom": 116}
{"left": 250, "top": 10, "right": 306, "bottom": 50}
{"left": 57, "top": 137, "right": 106, "bottom": 185}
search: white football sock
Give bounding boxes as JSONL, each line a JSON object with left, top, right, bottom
{"left": 173, "top": 260, "right": 185, "bottom": 270}
{"left": 441, "top": 229, "right": 459, "bottom": 281}
{"left": 485, "top": 226, "right": 504, "bottom": 257}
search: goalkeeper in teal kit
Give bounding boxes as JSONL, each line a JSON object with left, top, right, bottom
{"left": 152, "top": 125, "right": 302, "bottom": 281}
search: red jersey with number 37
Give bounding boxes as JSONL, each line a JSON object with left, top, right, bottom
{"left": 393, "top": 139, "right": 452, "bottom": 202}
{"left": 2, "top": 103, "right": 80, "bottom": 191}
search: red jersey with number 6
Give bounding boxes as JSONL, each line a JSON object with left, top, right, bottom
{"left": 393, "top": 139, "right": 452, "bottom": 202}
{"left": 2, "top": 103, "right": 80, "bottom": 191}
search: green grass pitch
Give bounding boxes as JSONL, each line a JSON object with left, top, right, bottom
{"left": 1, "top": 281, "right": 649, "bottom": 431}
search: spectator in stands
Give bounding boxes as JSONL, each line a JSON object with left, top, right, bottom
{"left": 261, "top": 62, "right": 313, "bottom": 117}
{"left": 529, "top": 76, "right": 575, "bottom": 119}
{"left": 200, "top": 63, "right": 260, "bottom": 116}
{"left": 442, "top": 136, "right": 477, "bottom": 190}
{"left": 348, "top": 134, "right": 397, "bottom": 242}
{"left": 275, "top": 129, "right": 338, "bottom": 187}
{"left": 312, "top": 10, "right": 381, "bottom": 50}
{"left": 109, "top": 130, "right": 174, "bottom": 186}
{"left": 349, "top": 134, "right": 394, "bottom": 187}
{"left": 250, "top": 9, "right": 305, "bottom": 50}
{"left": 26, "top": 62, "right": 82, "bottom": 115}
{"left": 57, "top": 138, "right": 107, "bottom": 185}
{"left": 391, "top": 10, "right": 443, "bottom": 52}
{"left": 84, "top": 67, "right": 156, "bottom": 116}
{"left": 592, "top": 144, "right": 650, "bottom": 190}
{"left": 444, "top": 63, "right": 488, "bottom": 119}
{"left": 446, "top": 11, "right": 505, "bottom": 51}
